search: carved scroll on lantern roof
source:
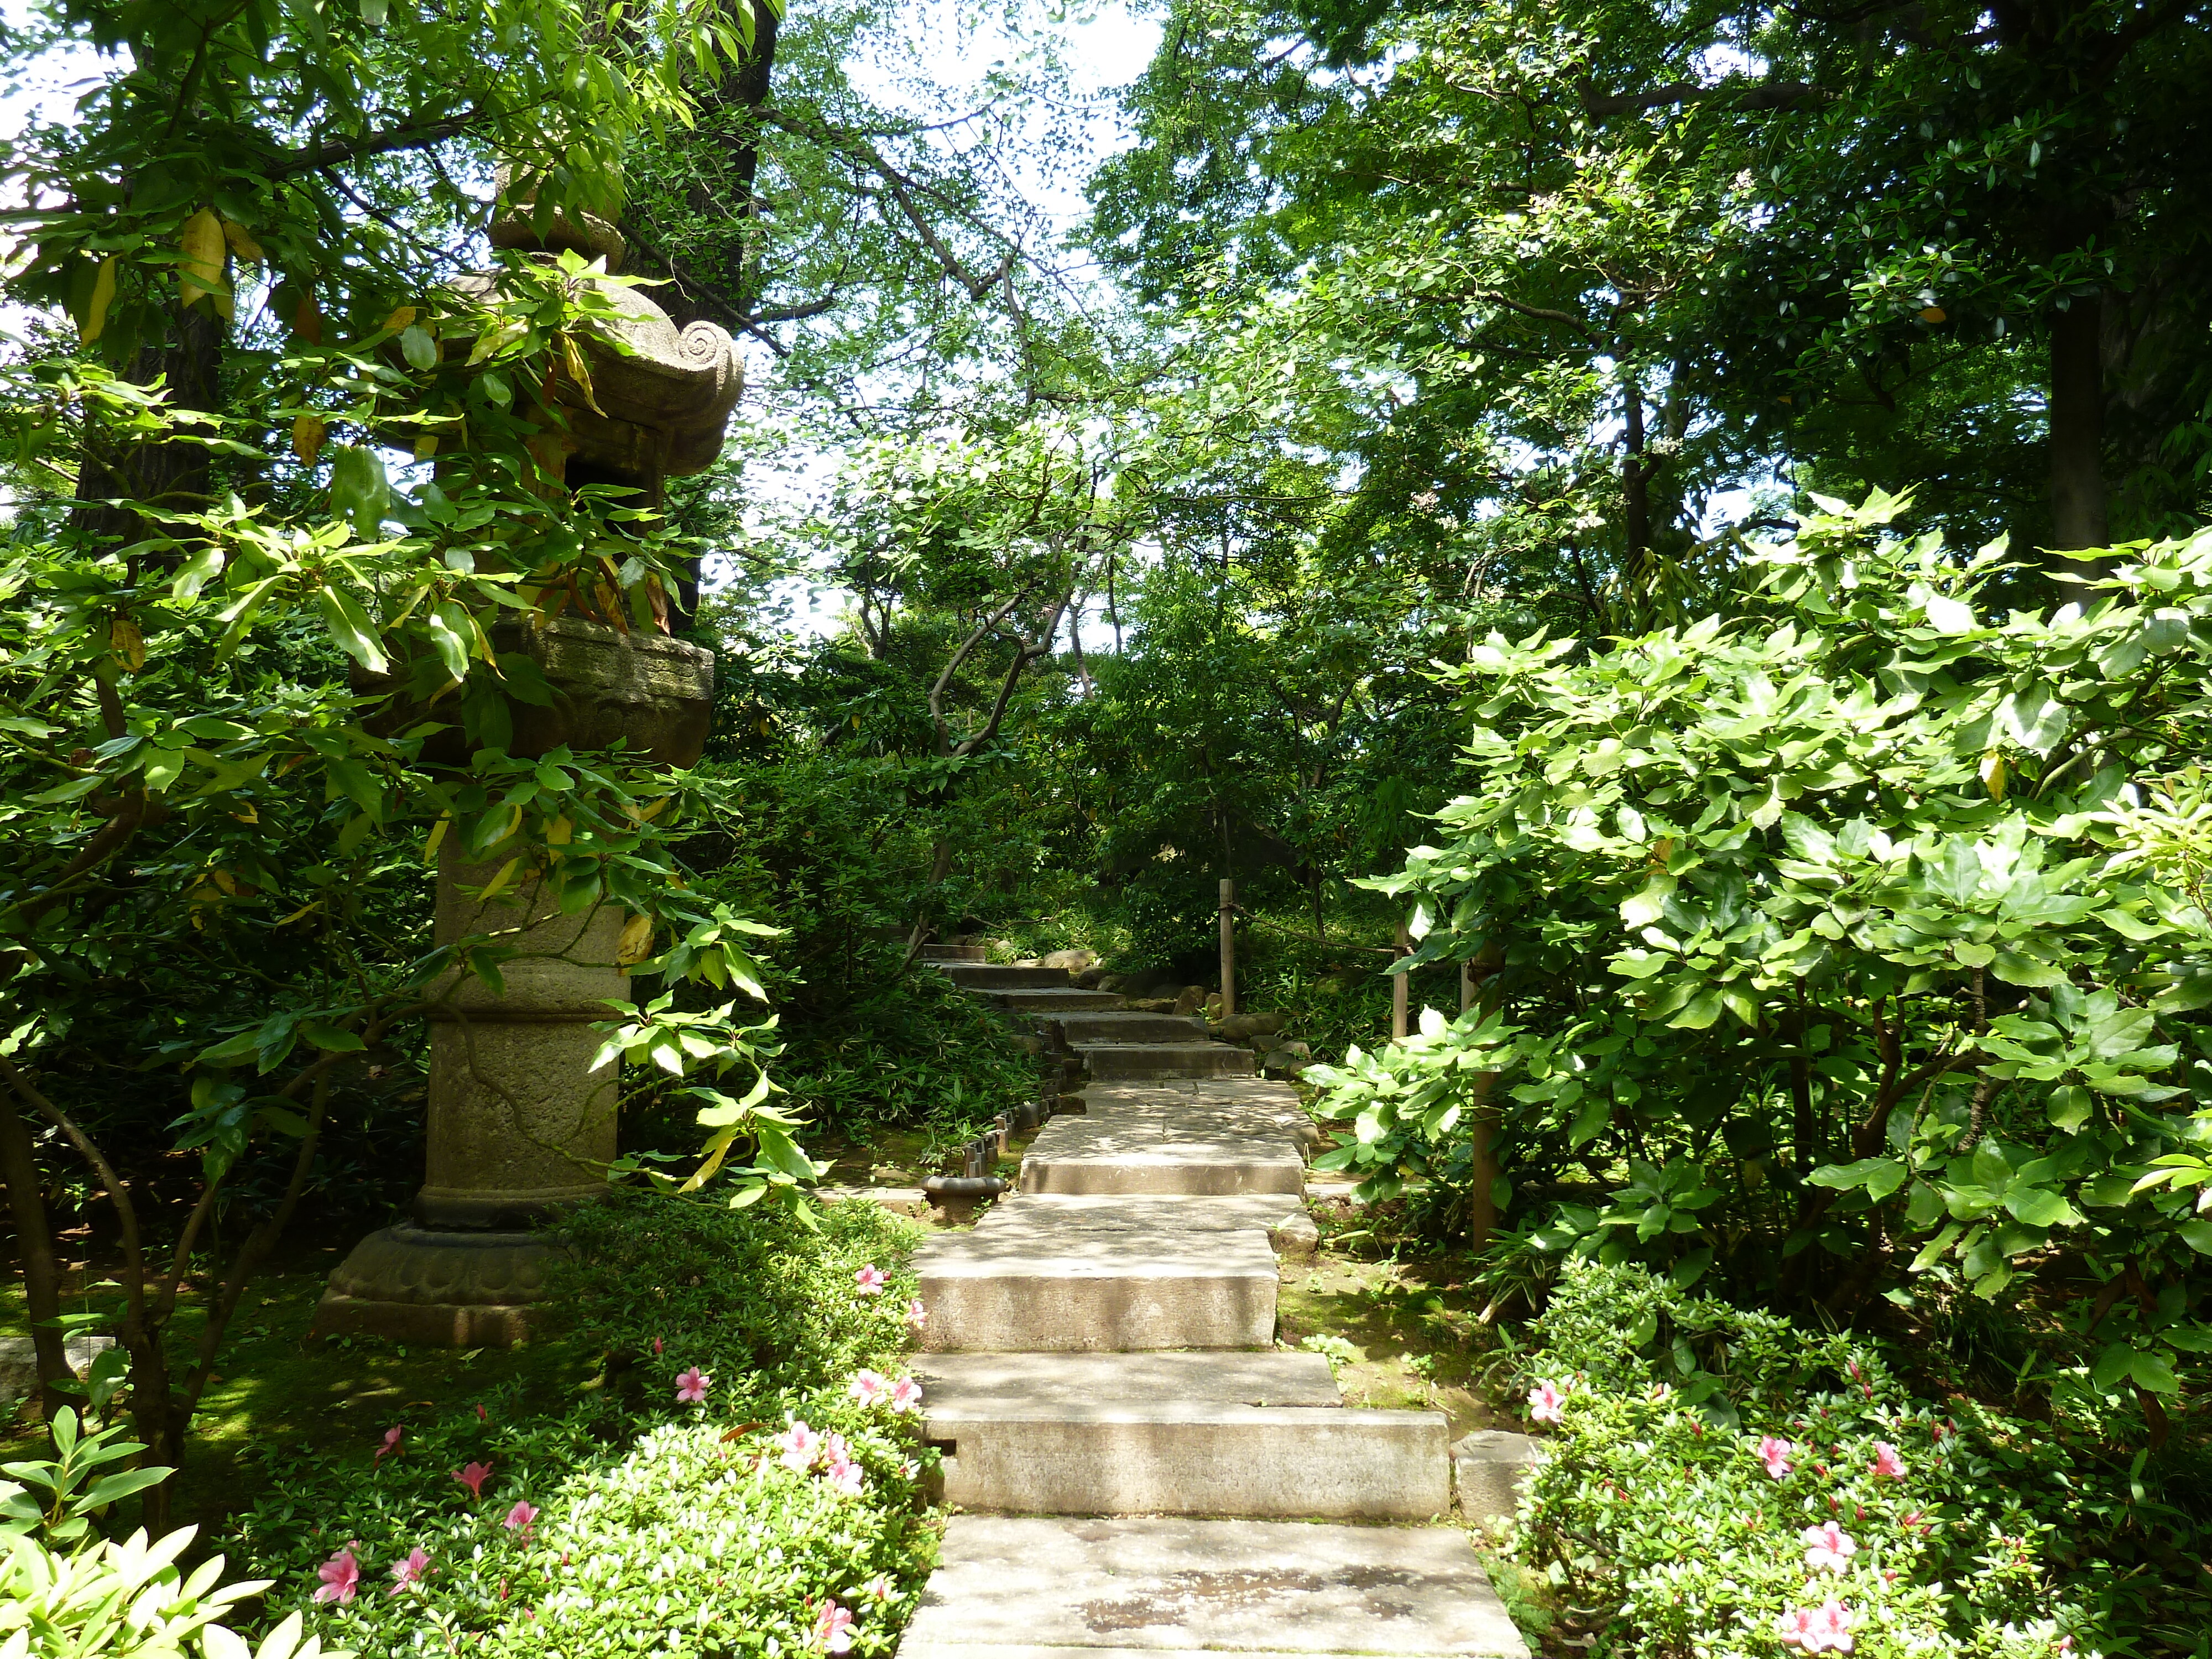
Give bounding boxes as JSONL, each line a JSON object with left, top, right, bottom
{"left": 451, "top": 186, "right": 744, "bottom": 491}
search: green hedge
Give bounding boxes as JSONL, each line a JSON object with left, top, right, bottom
{"left": 222, "top": 1196, "right": 933, "bottom": 1659}
{"left": 1509, "top": 1261, "right": 2208, "bottom": 1657}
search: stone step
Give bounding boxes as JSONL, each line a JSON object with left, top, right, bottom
{"left": 915, "top": 1227, "right": 1278, "bottom": 1352}
{"left": 1077, "top": 1042, "right": 1255, "bottom": 1082}
{"left": 922, "top": 1400, "right": 1449, "bottom": 1520}
{"left": 898, "top": 1516, "right": 1530, "bottom": 1658}
{"left": 1050, "top": 1011, "right": 1210, "bottom": 1045}
{"left": 973, "top": 1194, "right": 1307, "bottom": 1239}
{"left": 935, "top": 963, "right": 1074, "bottom": 990}
{"left": 985, "top": 988, "right": 1128, "bottom": 1013}
{"left": 915, "top": 1349, "right": 1341, "bottom": 1407}
{"left": 1020, "top": 1101, "right": 1305, "bottom": 1198}
{"left": 910, "top": 1350, "right": 1454, "bottom": 1520}
{"left": 921, "top": 943, "right": 989, "bottom": 962}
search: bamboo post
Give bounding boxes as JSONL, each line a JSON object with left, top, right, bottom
{"left": 1218, "top": 879, "right": 1237, "bottom": 1018}
{"left": 1392, "top": 920, "right": 1411, "bottom": 1040}
{"left": 1460, "top": 958, "right": 1475, "bottom": 1015}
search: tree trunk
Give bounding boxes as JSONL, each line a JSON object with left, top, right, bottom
{"left": 69, "top": 303, "right": 222, "bottom": 555}
{"left": 2047, "top": 295, "right": 2109, "bottom": 572}
{"left": 0, "top": 1089, "right": 69, "bottom": 1424}
{"left": 1621, "top": 372, "right": 1652, "bottom": 589}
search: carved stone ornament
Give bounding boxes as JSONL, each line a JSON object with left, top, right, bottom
{"left": 457, "top": 175, "right": 743, "bottom": 505}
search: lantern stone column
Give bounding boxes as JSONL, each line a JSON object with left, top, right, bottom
{"left": 312, "top": 185, "right": 741, "bottom": 1346}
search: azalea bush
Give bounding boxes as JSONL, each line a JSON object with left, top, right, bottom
{"left": 1321, "top": 494, "right": 2212, "bottom": 1432}
{"left": 1508, "top": 1262, "right": 2209, "bottom": 1657}
{"left": 221, "top": 1194, "right": 935, "bottom": 1659}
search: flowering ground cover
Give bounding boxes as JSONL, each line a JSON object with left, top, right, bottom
{"left": 217, "top": 1196, "right": 935, "bottom": 1659}
{"left": 1501, "top": 1261, "right": 2212, "bottom": 1657}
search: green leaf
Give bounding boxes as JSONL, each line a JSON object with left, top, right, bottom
{"left": 300, "top": 1023, "right": 366, "bottom": 1052}
{"left": 399, "top": 324, "right": 440, "bottom": 370}
{"left": 1620, "top": 873, "right": 1676, "bottom": 928}
{"left": 1991, "top": 950, "right": 2065, "bottom": 988}
{"left": 317, "top": 586, "right": 388, "bottom": 673}
{"left": 328, "top": 445, "right": 391, "bottom": 539}
{"left": 171, "top": 547, "right": 226, "bottom": 601}
{"left": 425, "top": 604, "right": 471, "bottom": 684}
{"left": 76, "top": 1466, "right": 172, "bottom": 1510}
{"left": 2002, "top": 1186, "right": 2075, "bottom": 1228}
{"left": 2131, "top": 1349, "right": 2180, "bottom": 1395}
{"left": 2046, "top": 1086, "right": 2093, "bottom": 1132}
{"left": 1809, "top": 1157, "right": 1907, "bottom": 1200}
{"left": 2090, "top": 1342, "right": 2136, "bottom": 1391}
{"left": 2179, "top": 1219, "right": 2212, "bottom": 1255}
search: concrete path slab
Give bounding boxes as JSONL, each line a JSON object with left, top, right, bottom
{"left": 989, "top": 988, "right": 1129, "bottom": 1013}
{"left": 973, "top": 1194, "right": 1306, "bottom": 1239}
{"left": 914, "top": 1349, "right": 1340, "bottom": 1408}
{"left": 1020, "top": 1101, "right": 1305, "bottom": 1197}
{"left": 922, "top": 1402, "right": 1449, "bottom": 1519}
{"left": 935, "top": 963, "right": 1075, "bottom": 989}
{"left": 1052, "top": 1013, "right": 1211, "bottom": 1044}
{"left": 1078, "top": 1043, "right": 1255, "bottom": 1082}
{"left": 898, "top": 1517, "right": 1529, "bottom": 1658}
{"left": 916, "top": 1229, "right": 1278, "bottom": 1352}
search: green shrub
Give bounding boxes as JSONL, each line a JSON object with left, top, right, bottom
{"left": 1510, "top": 1261, "right": 2208, "bottom": 1657}
{"left": 222, "top": 1195, "right": 935, "bottom": 1659}
{"left": 1351, "top": 501, "right": 2212, "bottom": 1413}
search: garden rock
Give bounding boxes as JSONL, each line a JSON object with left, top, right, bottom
{"left": 1451, "top": 1429, "right": 1546, "bottom": 1528}
{"left": 0, "top": 1333, "right": 115, "bottom": 1411}
{"left": 1042, "top": 948, "right": 1098, "bottom": 973}
{"left": 1172, "top": 984, "right": 1209, "bottom": 1016}
{"left": 1213, "top": 1010, "right": 1285, "bottom": 1041}
{"left": 1267, "top": 1210, "right": 1320, "bottom": 1260}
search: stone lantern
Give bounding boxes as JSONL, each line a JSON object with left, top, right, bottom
{"left": 313, "top": 191, "right": 743, "bottom": 1346}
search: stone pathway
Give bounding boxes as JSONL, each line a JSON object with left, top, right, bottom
{"left": 898, "top": 949, "right": 1529, "bottom": 1659}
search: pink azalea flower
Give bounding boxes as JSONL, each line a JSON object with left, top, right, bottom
{"left": 898, "top": 1459, "right": 918, "bottom": 1480}
{"left": 374, "top": 1425, "right": 403, "bottom": 1464}
{"left": 1801, "top": 1520, "right": 1858, "bottom": 1573}
{"left": 504, "top": 1500, "right": 539, "bottom": 1537}
{"left": 777, "top": 1418, "right": 822, "bottom": 1472}
{"left": 1758, "top": 1436, "right": 1794, "bottom": 1479}
{"left": 1775, "top": 1598, "right": 1857, "bottom": 1653}
{"left": 675, "top": 1365, "right": 711, "bottom": 1405}
{"left": 888, "top": 1376, "right": 924, "bottom": 1415}
{"left": 389, "top": 1547, "right": 431, "bottom": 1594}
{"left": 1900, "top": 1509, "right": 1926, "bottom": 1531}
{"left": 863, "top": 1575, "right": 893, "bottom": 1601}
{"left": 907, "top": 1297, "right": 928, "bottom": 1328}
{"left": 823, "top": 1452, "right": 865, "bottom": 1496}
{"left": 1872, "top": 1441, "right": 1907, "bottom": 1480}
{"left": 653, "top": 1335, "right": 665, "bottom": 1356}
{"left": 1526, "top": 1381, "right": 1568, "bottom": 1424}
{"left": 849, "top": 1369, "right": 889, "bottom": 1407}
{"left": 453, "top": 1460, "right": 494, "bottom": 1499}
{"left": 854, "top": 1265, "right": 887, "bottom": 1296}
{"left": 813, "top": 1600, "right": 855, "bottom": 1655}
{"left": 313, "top": 1550, "right": 360, "bottom": 1605}
{"left": 474, "top": 1404, "right": 488, "bottom": 1423}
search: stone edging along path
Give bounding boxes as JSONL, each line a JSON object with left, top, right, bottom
{"left": 885, "top": 951, "right": 1532, "bottom": 1659}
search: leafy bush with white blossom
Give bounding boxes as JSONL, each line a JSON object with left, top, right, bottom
{"left": 1509, "top": 1261, "right": 2207, "bottom": 1657}
{"left": 221, "top": 1196, "right": 932, "bottom": 1658}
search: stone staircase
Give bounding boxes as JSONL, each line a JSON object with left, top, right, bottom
{"left": 898, "top": 947, "right": 1529, "bottom": 1659}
